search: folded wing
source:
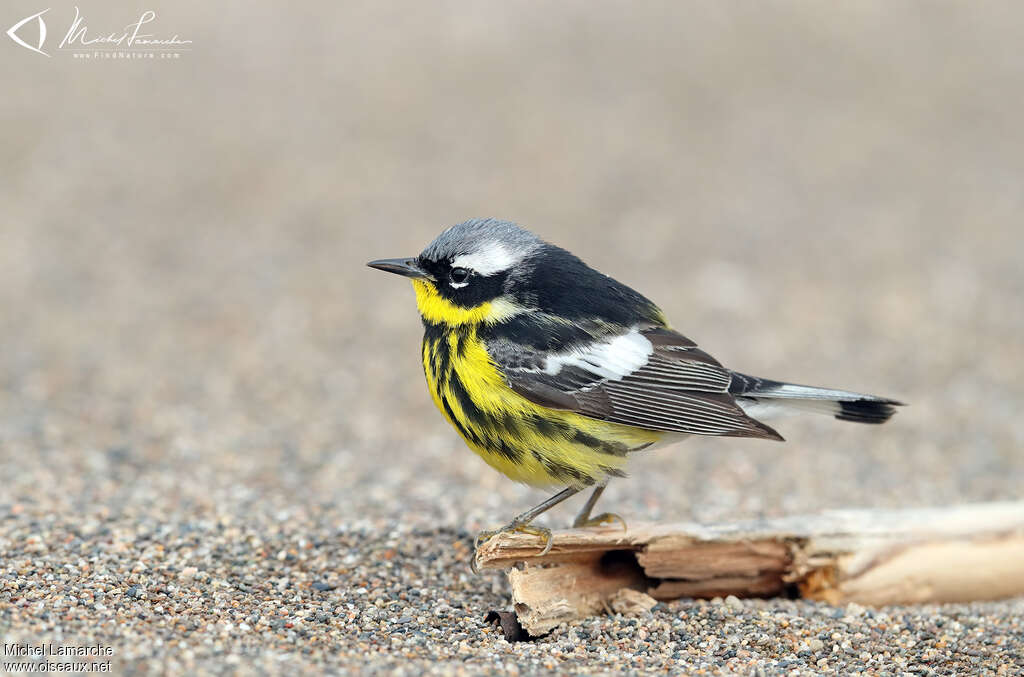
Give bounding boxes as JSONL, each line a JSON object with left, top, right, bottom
{"left": 490, "top": 324, "right": 783, "bottom": 441}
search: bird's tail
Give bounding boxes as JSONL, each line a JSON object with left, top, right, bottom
{"left": 728, "top": 372, "right": 903, "bottom": 424}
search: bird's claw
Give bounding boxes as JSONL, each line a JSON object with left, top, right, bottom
{"left": 572, "top": 512, "right": 627, "bottom": 532}
{"left": 474, "top": 522, "right": 554, "bottom": 556}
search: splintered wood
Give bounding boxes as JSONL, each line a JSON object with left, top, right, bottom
{"left": 474, "top": 502, "right": 1024, "bottom": 636}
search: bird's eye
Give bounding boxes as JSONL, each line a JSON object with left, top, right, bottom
{"left": 449, "top": 267, "right": 470, "bottom": 284}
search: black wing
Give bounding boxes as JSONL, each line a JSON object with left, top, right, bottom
{"left": 488, "top": 324, "right": 783, "bottom": 441}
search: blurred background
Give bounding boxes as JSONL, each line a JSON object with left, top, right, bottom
{"left": 1, "top": 1, "right": 1021, "bottom": 535}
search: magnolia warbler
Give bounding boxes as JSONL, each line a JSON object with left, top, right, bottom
{"left": 368, "top": 219, "right": 901, "bottom": 556}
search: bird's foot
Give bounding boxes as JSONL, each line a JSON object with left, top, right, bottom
{"left": 474, "top": 522, "right": 554, "bottom": 556}
{"left": 572, "top": 512, "right": 627, "bottom": 531}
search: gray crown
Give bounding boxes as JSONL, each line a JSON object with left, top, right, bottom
{"left": 420, "top": 218, "right": 544, "bottom": 263}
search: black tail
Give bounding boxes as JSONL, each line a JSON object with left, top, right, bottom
{"left": 833, "top": 398, "right": 900, "bottom": 423}
{"left": 728, "top": 373, "right": 903, "bottom": 424}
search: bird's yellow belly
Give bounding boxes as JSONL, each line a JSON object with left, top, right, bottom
{"left": 421, "top": 328, "right": 662, "bottom": 488}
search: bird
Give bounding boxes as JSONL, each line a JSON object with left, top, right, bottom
{"left": 368, "top": 218, "right": 902, "bottom": 556}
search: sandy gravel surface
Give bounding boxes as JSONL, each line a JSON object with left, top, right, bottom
{"left": 1, "top": 2, "right": 1022, "bottom": 674}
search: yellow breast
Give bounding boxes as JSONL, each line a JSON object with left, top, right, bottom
{"left": 414, "top": 281, "right": 662, "bottom": 488}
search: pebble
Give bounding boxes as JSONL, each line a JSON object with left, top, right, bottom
{"left": 6, "top": 505, "right": 1019, "bottom": 674}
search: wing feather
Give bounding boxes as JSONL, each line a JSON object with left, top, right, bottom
{"left": 491, "top": 323, "right": 783, "bottom": 441}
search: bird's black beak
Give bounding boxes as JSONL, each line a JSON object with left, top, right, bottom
{"left": 366, "top": 257, "right": 431, "bottom": 280}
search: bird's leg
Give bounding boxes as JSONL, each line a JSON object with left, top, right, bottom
{"left": 572, "top": 483, "right": 606, "bottom": 526}
{"left": 474, "top": 486, "right": 580, "bottom": 557}
{"left": 572, "top": 482, "right": 627, "bottom": 531}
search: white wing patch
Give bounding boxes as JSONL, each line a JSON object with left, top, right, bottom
{"left": 451, "top": 243, "right": 520, "bottom": 276}
{"left": 542, "top": 328, "right": 653, "bottom": 381}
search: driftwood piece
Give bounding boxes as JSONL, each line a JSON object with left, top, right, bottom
{"left": 475, "top": 502, "right": 1024, "bottom": 636}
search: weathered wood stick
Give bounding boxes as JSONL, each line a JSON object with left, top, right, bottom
{"left": 474, "top": 502, "right": 1024, "bottom": 636}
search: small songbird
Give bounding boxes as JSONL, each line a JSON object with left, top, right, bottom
{"left": 368, "top": 218, "right": 901, "bottom": 554}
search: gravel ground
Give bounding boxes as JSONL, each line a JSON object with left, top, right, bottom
{"left": 1, "top": 2, "right": 1022, "bottom": 674}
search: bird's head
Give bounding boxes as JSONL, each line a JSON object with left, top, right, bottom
{"left": 368, "top": 218, "right": 664, "bottom": 329}
{"left": 367, "top": 218, "right": 546, "bottom": 327}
